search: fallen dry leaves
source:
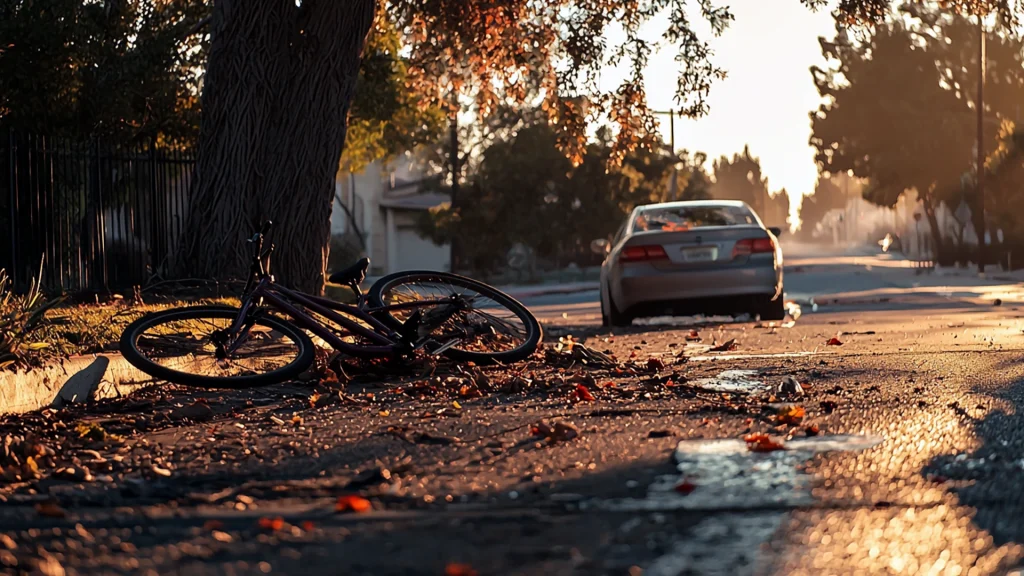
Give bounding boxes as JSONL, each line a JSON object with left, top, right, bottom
{"left": 646, "top": 357, "right": 666, "bottom": 372}
{"left": 709, "top": 339, "right": 738, "bottom": 352}
{"left": 445, "top": 563, "right": 479, "bottom": 576}
{"left": 776, "top": 405, "right": 806, "bottom": 425}
{"left": 257, "top": 517, "right": 285, "bottom": 531}
{"left": 674, "top": 479, "right": 697, "bottom": 495}
{"left": 826, "top": 337, "right": 844, "bottom": 346}
{"left": 35, "top": 502, "right": 65, "bottom": 518}
{"left": 573, "top": 384, "right": 595, "bottom": 402}
{"left": 335, "top": 495, "right": 372, "bottom": 514}
{"left": 744, "top": 433, "right": 786, "bottom": 452}
{"left": 531, "top": 420, "right": 579, "bottom": 443}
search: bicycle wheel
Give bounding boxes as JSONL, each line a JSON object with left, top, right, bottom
{"left": 367, "top": 271, "right": 542, "bottom": 364}
{"left": 120, "top": 305, "right": 315, "bottom": 389}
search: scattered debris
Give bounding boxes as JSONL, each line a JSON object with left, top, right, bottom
{"left": 709, "top": 339, "right": 738, "bottom": 352}
{"left": 674, "top": 479, "right": 697, "bottom": 495}
{"left": 744, "top": 433, "right": 786, "bottom": 452}
{"left": 170, "top": 400, "right": 214, "bottom": 422}
{"left": 648, "top": 429, "right": 674, "bottom": 439}
{"left": 826, "top": 337, "right": 844, "bottom": 346}
{"left": 531, "top": 420, "right": 579, "bottom": 443}
{"left": 686, "top": 330, "right": 702, "bottom": 342}
{"left": 778, "top": 376, "right": 804, "bottom": 396}
{"left": 646, "top": 357, "right": 666, "bottom": 372}
{"left": 335, "top": 495, "right": 372, "bottom": 514}
{"left": 805, "top": 424, "right": 820, "bottom": 436}
{"left": 572, "top": 384, "right": 596, "bottom": 402}
{"left": 258, "top": 517, "right": 285, "bottom": 531}
{"left": 820, "top": 400, "right": 839, "bottom": 414}
{"left": 35, "top": 502, "right": 66, "bottom": 518}
{"left": 776, "top": 406, "right": 806, "bottom": 426}
{"left": 445, "top": 563, "right": 479, "bottom": 576}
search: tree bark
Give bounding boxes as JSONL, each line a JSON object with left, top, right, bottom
{"left": 181, "top": 0, "right": 376, "bottom": 293}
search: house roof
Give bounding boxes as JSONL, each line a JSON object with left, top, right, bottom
{"left": 379, "top": 190, "right": 451, "bottom": 211}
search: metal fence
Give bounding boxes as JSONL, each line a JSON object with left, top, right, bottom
{"left": 0, "top": 129, "right": 195, "bottom": 293}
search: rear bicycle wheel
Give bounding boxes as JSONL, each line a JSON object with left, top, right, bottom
{"left": 119, "top": 305, "right": 315, "bottom": 389}
{"left": 367, "top": 271, "right": 542, "bottom": 364}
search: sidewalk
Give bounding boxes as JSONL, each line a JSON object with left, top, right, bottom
{"left": 360, "top": 277, "right": 601, "bottom": 300}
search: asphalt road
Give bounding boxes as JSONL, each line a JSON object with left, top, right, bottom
{"left": 5, "top": 249, "right": 1024, "bottom": 575}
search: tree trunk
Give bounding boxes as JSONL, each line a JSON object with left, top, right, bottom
{"left": 181, "top": 0, "right": 376, "bottom": 293}
{"left": 923, "top": 199, "right": 944, "bottom": 262}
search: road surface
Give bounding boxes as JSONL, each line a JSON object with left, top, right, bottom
{"left": 4, "top": 248, "right": 1024, "bottom": 575}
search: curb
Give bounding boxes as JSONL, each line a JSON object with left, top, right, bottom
{"left": 0, "top": 353, "right": 160, "bottom": 416}
{"left": 503, "top": 283, "right": 601, "bottom": 300}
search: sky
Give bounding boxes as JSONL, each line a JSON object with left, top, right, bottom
{"left": 599, "top": 0, "right": 839, "bottom": 222}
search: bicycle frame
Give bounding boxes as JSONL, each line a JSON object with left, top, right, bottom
{"left": 226, "top": 276, "right": 452, "bottom": 358}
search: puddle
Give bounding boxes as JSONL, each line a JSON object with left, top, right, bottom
{"left": 687, "top": 351, "right": 826, "bottom": 363}
{"left": 593, "top": 433, "right": 883, "bottom": 513}
{"left": 692, "top": 370, "right": 767, "bottom": 393}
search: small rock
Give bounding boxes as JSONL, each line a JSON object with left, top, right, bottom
{"left": 779, "top": 376, "right": 804, "bottom": 396}
{"left": 170, "top": 402, "right": 213, "bottom": 422}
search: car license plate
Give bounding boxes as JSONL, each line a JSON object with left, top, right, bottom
{"left": 682, "top": 247, "right": 717, "bottom": 262}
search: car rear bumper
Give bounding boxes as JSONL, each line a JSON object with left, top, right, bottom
{"left": 613, "top": 261, "right": 781, "bottom": 312}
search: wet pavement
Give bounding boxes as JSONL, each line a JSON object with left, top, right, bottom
{"left": 4, "top": 254, "right": 1024, "bottom": 574}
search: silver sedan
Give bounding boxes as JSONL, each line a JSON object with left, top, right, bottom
{"left": 592, "top": 200, "right": 785, "bottom": 327}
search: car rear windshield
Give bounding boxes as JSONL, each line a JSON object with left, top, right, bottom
{"left": 633, "top": 205, "right": 756, "bottom": 232}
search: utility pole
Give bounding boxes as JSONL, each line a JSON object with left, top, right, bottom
{"left": 976, "top": 12, "right": 987, "bottom": 274}
{"left": 652, "top": 109, "right": 678, "bottom": 201}
{"left": 449, "top": 111, "right": 460, "bottom": 274}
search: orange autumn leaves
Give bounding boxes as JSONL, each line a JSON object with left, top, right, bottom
{"left": 335, "top": 495, "right": 373, "bottom": 514}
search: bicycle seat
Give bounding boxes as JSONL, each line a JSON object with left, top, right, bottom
{"left": 328, "top": 257, "right": 370, "bottom": 285}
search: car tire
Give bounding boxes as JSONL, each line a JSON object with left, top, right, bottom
{"left": 603, "top": 284, "right": 632, "bottom": 327}
{"left": 758, "top": 294, "right": 787, "bottom": 321}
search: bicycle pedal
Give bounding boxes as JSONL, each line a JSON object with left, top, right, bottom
{"left": 430, "top": 339, "right": 460, "bottom": 356}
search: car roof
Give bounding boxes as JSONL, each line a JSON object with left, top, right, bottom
{"left": 634, "top": 200, "right": 751, "bottom": 212}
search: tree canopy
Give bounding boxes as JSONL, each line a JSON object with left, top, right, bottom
{"left": 0, "top": 0, "right": 208, "bottom": 146}
{"left": 417, "top": 122, "right": 709, "bottom": 275}
{"left": 809, "top": 6, "right": 1024, "bottom": 252}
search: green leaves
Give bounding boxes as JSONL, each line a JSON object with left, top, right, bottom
{"left": 0, "top": 261, "right": 63, "bottom": 371}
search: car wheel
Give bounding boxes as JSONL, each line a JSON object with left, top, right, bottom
{"left": 605, "top": 285, "right": 632, "bottom": 327}
{"left": 758, "top": 294, "right": 787, "bottom": 321}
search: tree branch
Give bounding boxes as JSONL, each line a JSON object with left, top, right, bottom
{"left": 188, "top": 15, "right": 212, "bottom": 37}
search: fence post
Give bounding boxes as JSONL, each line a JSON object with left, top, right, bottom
{"left": 4, "top": 128, "right": 16, "bottom": 284}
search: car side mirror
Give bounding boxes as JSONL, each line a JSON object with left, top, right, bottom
{"left": 590, "top": 239, "right": 610, "bottom": 255}
{"left": 768, "top": 226, "right": 783, "bottom": 237}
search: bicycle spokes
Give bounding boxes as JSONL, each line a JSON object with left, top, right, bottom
{"left": 133, "top": 315, "right": 303, "bottom": 379}
{"left": 379, "top": 280, "right": 529, "bottom": 354}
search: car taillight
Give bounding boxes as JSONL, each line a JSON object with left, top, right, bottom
{"left": 732, "top": 238, "right": 775, "bottom": 258}
{"left": 620, "top": 245, "right": 668, "bottom": 262}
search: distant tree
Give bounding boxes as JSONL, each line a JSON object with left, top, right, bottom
{"left": 985, "top": 120, "right": 1024, "bottom": 262}
{"left": 810, "top": 8, "right": 1024, "bottom": 259}
{"left": 417, "top": 123, "right": 698, "bottom": 273}
{"left": 798, "top": 177, "right": 847, "bottom": 240}
{"left": 763, "top": 189, "right": 792, "bottom": 230}
{"left": 711, "top": 146, "right": 771, "bottom": 215}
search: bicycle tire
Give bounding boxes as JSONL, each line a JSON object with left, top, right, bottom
{"left": 120, "top": 305, "right": 315, "bottom": 389}
{"left": 367, "top": 271, "right": 542, "bottom": 364}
